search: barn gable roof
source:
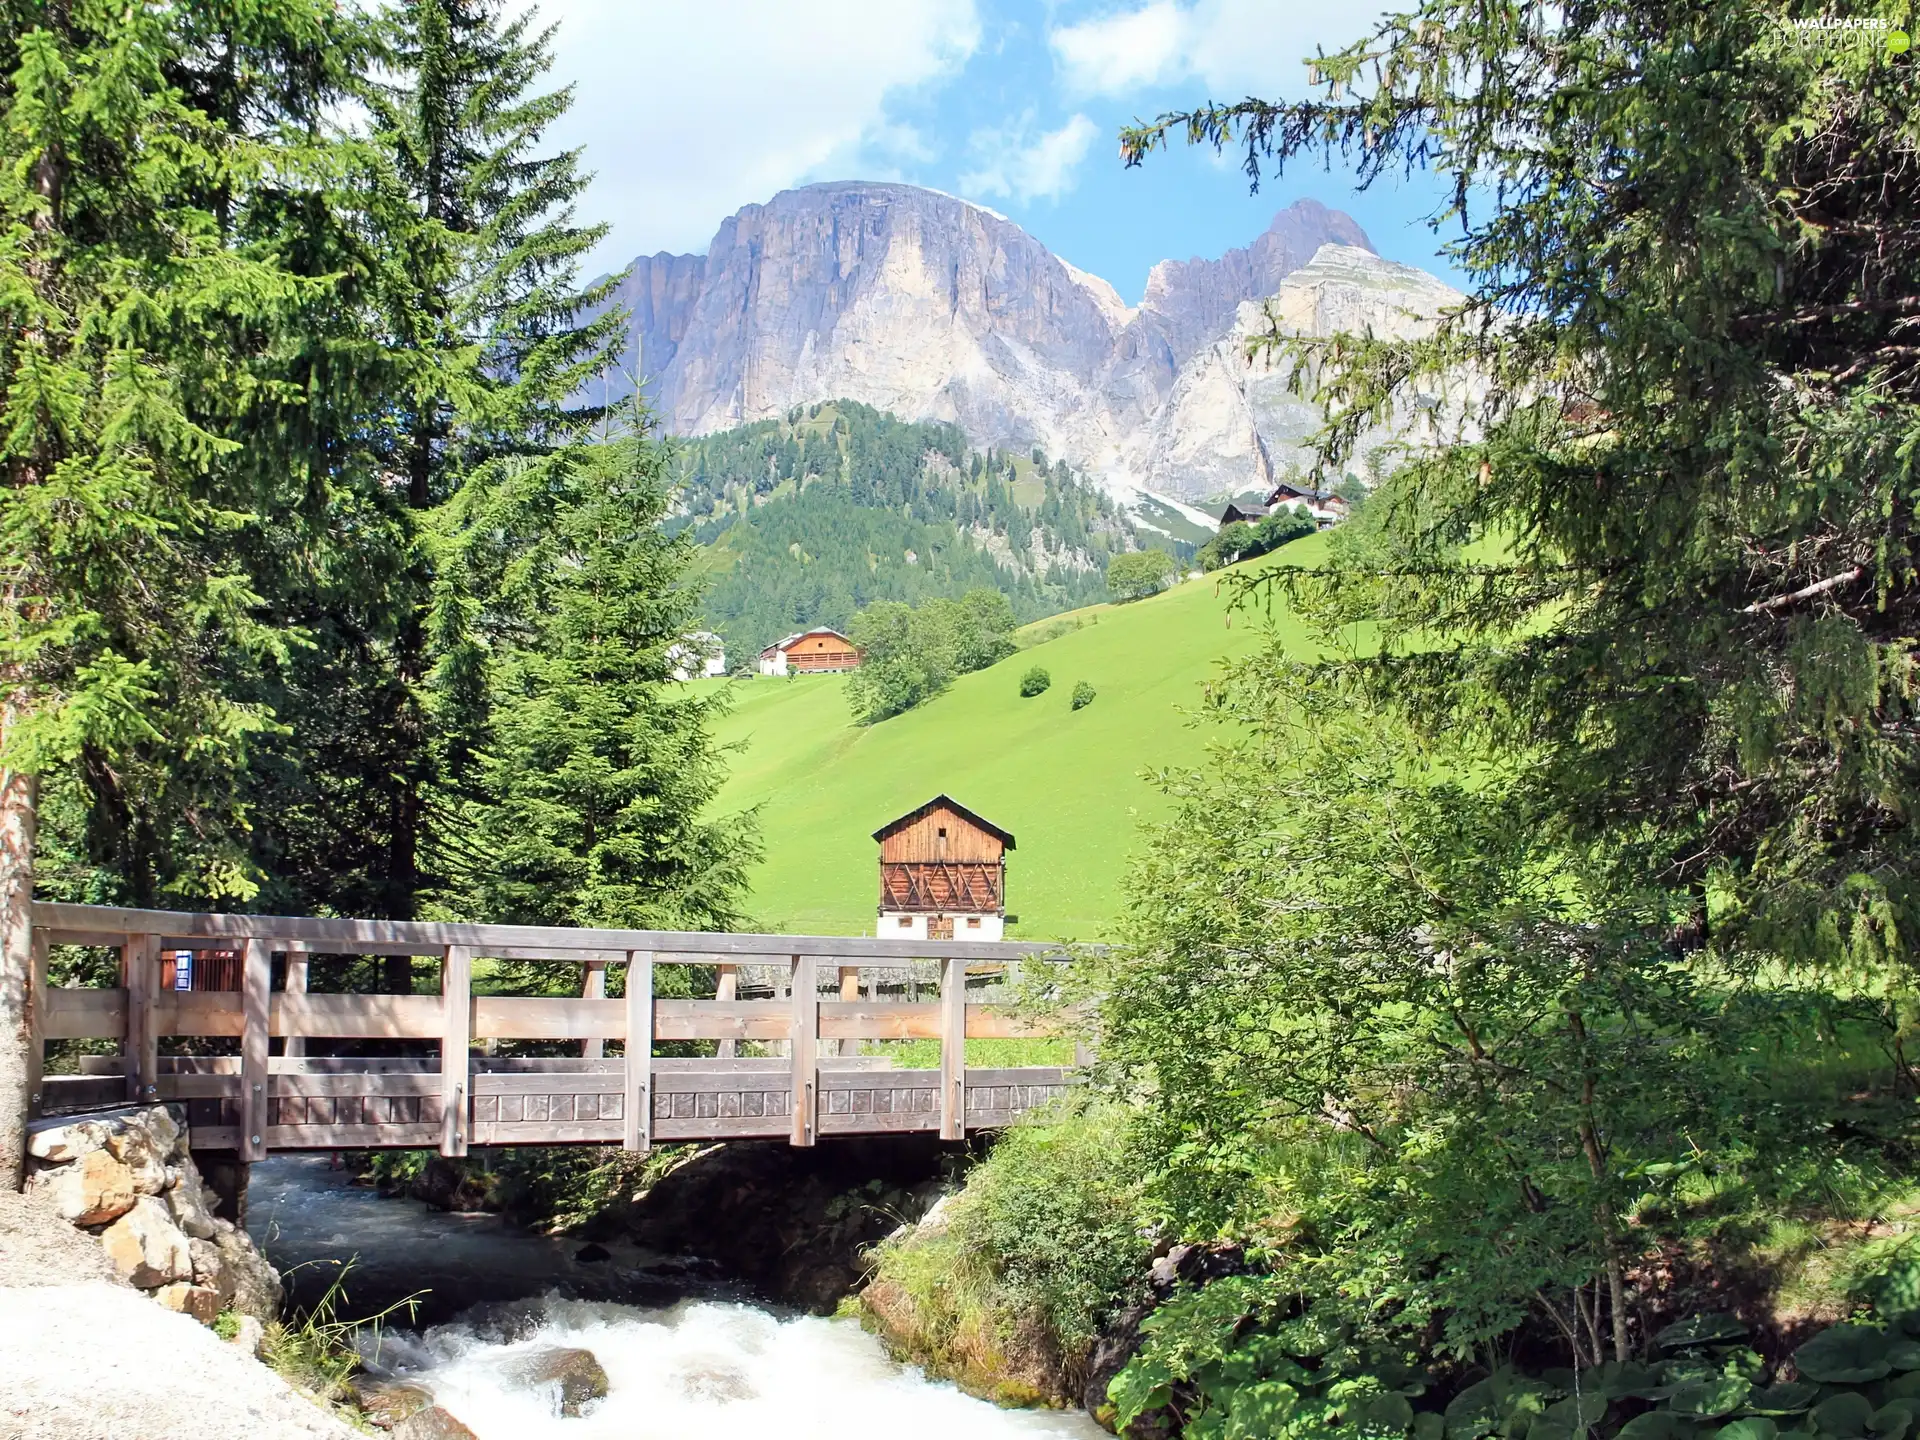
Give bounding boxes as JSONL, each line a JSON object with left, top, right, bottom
{"left": 872, "top": 794, "right": 1016, "bottom": 851}
{"left": 760, "top": 627, "right": 854, "bottom": 657}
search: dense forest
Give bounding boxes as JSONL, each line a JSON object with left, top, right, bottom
{"left": 669, "top": 402, "right": 1143, "bottom": 659}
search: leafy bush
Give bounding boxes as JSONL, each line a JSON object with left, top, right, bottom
{"left": 1107, "top": 549, "right": 1176, "bottom": 599}
{"left": 863, "top": 1103, "right": 1150, "bottom": 1400}
{"left": 1071, "top": 681, "right": 1096, "bottom": 710}
{"left": 846, "top": 587, "right": 1019, "bottom": 723}
{"left": 1197, "top": 506, "right": 1317, "bottom": 571}
{"left": 1020, "top": 666, "right": 1052, "bottom": 697}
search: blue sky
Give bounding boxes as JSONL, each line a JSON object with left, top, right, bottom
{"left": 542, "top": 0, "right": 1467, "bottom": 304}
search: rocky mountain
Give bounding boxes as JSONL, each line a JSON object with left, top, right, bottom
{"left": 597, "top": 182, "right": 1461, "bottom": 504}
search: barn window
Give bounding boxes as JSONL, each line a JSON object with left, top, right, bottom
{"left": 898, "top": 916, "right": 912, "bottom": 928}
{"left": 938, "top": 827, "right": 947, "bottom": 838}
{"left": 966, "top": 917, "right": 980, "bottom": 929}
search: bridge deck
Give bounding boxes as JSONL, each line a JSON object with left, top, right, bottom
{"left": 26, "top": 903, "right": 1079, "bottom": 1153}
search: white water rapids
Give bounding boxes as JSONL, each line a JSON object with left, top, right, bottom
{"left": 248, "top": 1155, "right": 1108, "bottom": 1440}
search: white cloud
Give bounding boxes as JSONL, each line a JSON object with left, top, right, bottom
{"left": 1049, "top": 0, "right": 1383, "bottom": 99}
{"left": 959, "top": 112, "right": 1100, "bottom": 203}
{"left": 542, "top": 0, "right": 981, "bottom": 272}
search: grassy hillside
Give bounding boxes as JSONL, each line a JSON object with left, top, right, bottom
{"left": 700, "top": 536, "right": 1331, "bottom": 939}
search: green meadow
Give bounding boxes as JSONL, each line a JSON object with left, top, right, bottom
{"left": 699, "top": 536, "right": 1332, "bottom": 940}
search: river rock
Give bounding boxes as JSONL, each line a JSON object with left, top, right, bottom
{"left": 393, "top": 1406, "right": 480, "bottom": 1440}
{"left": 211, "top": 1217, "right": 283, "bottom": 1324}
{"left": 678, "top": 1361, "right": 753, "bottom": 1403}
{"left": 27, "top": 1147, "right": 139, "bottom": 1225}
{"left": 152, "top": 1280, "right": 222, "bottom": 1324}
{"left": 226, "top": 1313, "right": 267, "bottom": 1359}
{"left": 350, "top": 1375, "right": 435, "bottom": 1428}
{"left": 502, "top": 1345, "right": 608, "bottom": 1417}
{"left": 168, "top": 1163, "right": 220, "bottom": 1240}
{"left": 100, "top": 1194, "right": 193, "bottom": 1286}
{"left": 27, "top": 1114, "right": 120, "bottom": 1163}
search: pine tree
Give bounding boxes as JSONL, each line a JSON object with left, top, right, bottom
{"left": 0, "top": 0, "right": 368, "bottom": 1178}
{"left": 448, "top": 410, "right": 760, "bottom": 930}
{"left": 362, "top": 0, "right": 621, "bottom": 934}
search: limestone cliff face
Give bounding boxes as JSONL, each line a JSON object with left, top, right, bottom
{"left": 1133, "top": 244, "right": 1471, "bottom": 498}
{"left": 601, "top": 183, "right": 1461, "bottom": 501}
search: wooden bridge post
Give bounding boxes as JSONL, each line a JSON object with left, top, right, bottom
{"left": 835, "top": 965, "right": 859, "bottom": 1057}
{"left": 23, "top": 928, "right": 44, "bottom": 1119}
{"left": 283, "top": 945, "right": 307, "bottom": 1060}
{"left": 124, "top": 933, "right": 158, "bottom": 1105}
{"left": 940, "top": 956, "right": 965, "bottom": 1141}
{"left": 240, "top": 937, "right": 270, "bottom": 1161}
{"left": 580, "top": 962, "right": 605, "bottom": 1060}
{"left": 440, "top": 945, "right": 471, "bottom": 1158}
{"left": 622, "top": 951, "right": 652, "bottom": 1153}
{"left": 790, "top": 954, "right": 817, "bottom": 1146}
{"left": 714, "top": 963, "right": 737, "bottom": 1059}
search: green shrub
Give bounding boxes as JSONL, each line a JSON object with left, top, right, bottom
{"left": 1020, "top": 666, "right": 1052, "bottom": 697}
{"left": 1070, "top": 681, "right": 1095, "bottom": 710}
{"left": 1107, "top": 549, "right": 1176, "bottom": 599}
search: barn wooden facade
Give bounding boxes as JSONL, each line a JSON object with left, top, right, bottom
{"left": 758, "top": 628, "right": 860, "bottom": 675}
{"left": 873, "top": 796, "right": 1014, "bottom": 942}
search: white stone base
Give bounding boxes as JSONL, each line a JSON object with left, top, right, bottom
{"left": 876, "top": 912, "right": 1003, "bottom": 942}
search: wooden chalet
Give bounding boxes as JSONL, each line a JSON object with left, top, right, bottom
{"left": 873, "top": 795, "right": 1015, "bottom": 942}
{"left": 1218, "top": 498, "right": 1269, "bottom": 527}
{"left": 758, "top": 627, "right": 860, "bottom": 676}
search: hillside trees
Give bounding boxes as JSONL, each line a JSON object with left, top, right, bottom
{"left": 1097, "top": 0, "right": 1920, "bottom": 1376}
{"left": 845, "top": 588, "right": 1018, "bottom": 724}
{"left": 1107, "top": 549, "right": 1176, "bottom": 600}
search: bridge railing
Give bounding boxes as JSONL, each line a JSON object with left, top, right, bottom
{"left": 25, "top": 902, "right": 1078, "bottom": 1157}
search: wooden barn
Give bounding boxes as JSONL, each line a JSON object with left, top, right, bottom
{"left": 873, "top": 795, "right": 1015, "bottom": 942}
{"left": 758, "top": 627, "right": 860, "bottom": 676}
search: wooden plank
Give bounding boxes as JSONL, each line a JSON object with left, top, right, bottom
{"left": 817, "top": 1069, "right": 939, "bottom": 1091}
{"left": 653, "top": 999, "right": 787, "bottom": 1041}
{"left": 240, "top": 937, "right": 270, "bottom": 1161}
{"left": 40, "top": 987, "right": 126, "bottom": 1040}
{"left": 268, "top": 1056, "right": 436, "bottom": 1075}
{"left": 266, "top": 1123, "right": 442, "bottom": 1150}
{"left": 580, "top": 963, "right": 606, "bottom": 1060}
{"left": 654, "top": 1114, "right": 791, "bottom": 1141}
{"left": 37, "top": 1075, "right": 125, "bottom": 1112}
{"left": 624, "top": 951, "right": 652, "bottom": 1153}
{"left": 156, "top": 1074, "right": 243, "bottom": 1100}
{"left": 272, "top": 993, "right": 442, "bottom": 1039}
{"left": 32, "top": 900, "right": 1071, "bottom": 964}
{"left": 184, "top": 1125, "right": 240, "bottom": 1150}
{"left": 155, "top": 990, "right": 243, "bottom": 1038}
{"left": 472, "top": 995, "right": 623, "bottom": 1041}
{"left": 818, "top": 1109, "right": 944, "bottom": 1135}
{"left": 836, "top": 965, "right": 859, "bottom": 1058}
{"left": 283, "top": 946, "right": 308, "bottom": 1059}
{"left": 962, "top": 1066, "right": 1071, "bottom": 1086}
{"left": 474, "top": 1071, "right": 625, "bottom": 1096}
{"left": 790, "top": 954, "right": 817, "bottom": 1147}
{"left": 440, "top": 945, "right": 471, "bottom": 1158}
{"left": 940, "top": 956, "right": 965, "bottom": 1141}
{"left": 817, "top": 1002, "right": 940, "bottom": 1040}
{"left": 270, "top": 1073, "right": 442, "bottom": 1099}
{"left": 714, "top": 963, "right": 737, "bottom": 1060}
{"left": 654, "top": 1069, "right": 806, "bottom": 1095}
{"left": 125, "top": 934, "right": 158, "bottom": 1104}
{"left": 25, "top": 928, "right": 47, "bottom": 1118}
{"left": 472, "top": 1121, "right": 624, "bottom": 1146}
{"left": 963, "top": 1004, "right": 1060, "bottom": 1039}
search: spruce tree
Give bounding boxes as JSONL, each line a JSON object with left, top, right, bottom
{"left": 447, "top": 409, "right": 760, "bottom": 931}
{"left": 362, "top": 0, "right": 621, "bottom": 936}
{"left": 0, "top": 0, "right": 367, "bottom": 1178}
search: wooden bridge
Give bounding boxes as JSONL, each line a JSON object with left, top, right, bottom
{"left": 25, "top": 903, "right": 1078, "bottom": 1160}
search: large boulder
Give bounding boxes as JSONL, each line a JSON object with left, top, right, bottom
{"left": 27, "top": 1148, "right": 138, "bottom": 1226}
{"left": 211, "top": 1217, "right": 283, "bottom": 1325}
{"left": 349, "top": 1376, "right": 435, "bottom": 1429}
{"left": 393, "top": 1407, "right": 480, "bottom": 1440}
{"left": 501, "top": 1346, "right": 608, "bottom": 1417}
{"left": 100, "top": 1195, "right": 193, "bottom": 1287}
{"left": 168, "top": 1163, "right": 221, "bottom": 1240}
{"left": 152, "top": 1281, "right": 222, "bottom": 1324}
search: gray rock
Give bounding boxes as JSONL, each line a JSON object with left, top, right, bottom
{"left": 502, "top": 1345, "right": 608, "bottom": 1417}
{"left": 225, "top": 1312, "right": 267, "bottom": 1359}
{"left": 167, "top": 1157, "right": 220, "bottom": 1239}
{"left": 25, "top": 1148, "right": 139, "bottom": 1225}
{"left": 100, "top": 1195, "right": 193, "bottom": 1287}
{"left": 393, "top": 1406, "right": 480, "bottom": 1440}
{"left": 350, "top": 1375, "right": 435, "bottom": 1428}
{"left": 212, "top": 1220, "right": 283, "bottom": 1325}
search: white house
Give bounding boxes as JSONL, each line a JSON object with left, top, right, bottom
{"left": 668, "top": 632, "right": 727, "bottom": 681}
